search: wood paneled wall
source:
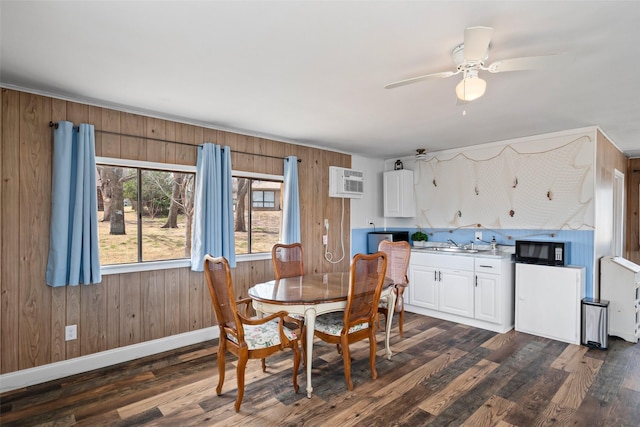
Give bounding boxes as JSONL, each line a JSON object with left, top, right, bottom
{"left": 626, "top": 158, "right": 640, "bottom": 265}
{"left": 594, "top": 130, "right": 627, "bottom": 297}
{"left": 0, "top": 88, "right": 351, "bottom": 374}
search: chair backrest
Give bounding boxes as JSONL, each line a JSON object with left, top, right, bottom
{"left": 272, "top": 243, "right": 304, "bottom": 279}
{"left": 378, "top": 240, "right": 411, "bottom": 286}
{"left": 204, "top": 255, "right": 242, "bottom": 336}
{"left": 344, "top": 252, "right": 387, "bottom": 327}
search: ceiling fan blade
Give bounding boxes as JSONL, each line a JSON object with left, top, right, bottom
{"left": 463, "top": 26, "right": 494, "bottom": 61}
{"left": 487, "top": 53, "right": 571, "bottom": 73}
{"left": 384, "top": 71, "right": 457, "bottom": 89}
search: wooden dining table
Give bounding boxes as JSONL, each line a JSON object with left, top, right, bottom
{"left": 248, "top": 272, "right": 396, "bottom": 398}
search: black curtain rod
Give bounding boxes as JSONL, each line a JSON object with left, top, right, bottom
{"left": 49, "top": 121, "right": 301, "bottom": 162}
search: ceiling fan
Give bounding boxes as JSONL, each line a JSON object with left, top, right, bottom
{"left": 385, "top": 26, "right": 567, "bottom": 102}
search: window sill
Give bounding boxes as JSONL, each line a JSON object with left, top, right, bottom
{"left": 101, "top": 259, "right": 191, "bottom": 275}
{"left": 100, "top": 252, "right": 271, "bottom": 275}
{"left": 236, "top": 252, "right": 271, "bottom": 262}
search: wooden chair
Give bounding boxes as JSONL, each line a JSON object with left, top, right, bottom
{"left": 272, "top": 242, "right": 340, "bottom": 359}
{"left": 271, "top": 243, "right": 306, "bottom": 330}
{"left": 203, "top": 255, "right": 301, "bottom": 412}
{"left": 272, "top": 243, "right": 304, "bottom": 279}
{"left": 311, "top": 252, "right": 387, "bottom": 390}
{"left": 377, "top": 240, "right": 411, "bottom": 337}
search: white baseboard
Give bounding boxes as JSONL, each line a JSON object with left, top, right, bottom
{"left": 404, "top": 305, "right": 514, "bottom": 334}
{"left": 0, "top": 327, "right": 219, "bottom": 394}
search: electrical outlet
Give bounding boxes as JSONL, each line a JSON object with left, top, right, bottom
{"left": 475, "top": 231, "right": 483, "bottom": 241}
{"left": 324, "top": 219, "right": 329, "bottom": 231}
{"left": 322, "top": 235, "right": 328, "bottom": 245}
{"left": 65, "top": 324, "right": 77, "bottom": 341}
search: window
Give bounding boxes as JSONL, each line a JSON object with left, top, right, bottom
{"left": 96, "top": 157, "right": 195, "bottom": 269}
{"left": 96, "top": 159, "right": 283, "bottom": 270}
{"left": 252, "top": 190, "right": 276, "bottom": 208}
{"left": 233, "top": 175, "right": 283, "bottom": 255}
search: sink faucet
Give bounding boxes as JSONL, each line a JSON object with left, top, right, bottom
{"left": 447, "top": 238, "right": 459, "bottom": 247}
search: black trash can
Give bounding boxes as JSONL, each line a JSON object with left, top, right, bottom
{"left": 581, "top": 297, "right": 609, "bottom": 349}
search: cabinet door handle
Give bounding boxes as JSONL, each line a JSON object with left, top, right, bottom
{"left": 475, "top": 275, "right": 478, "bottom": 287}
{"left": 479, "top": 265, "right": 493, "bottom": 268}
{"left": 438, "top": 271, "right": 442, "bottom": 282}
{"left": 434, "top": 271, "right": 438, "bottom": 281}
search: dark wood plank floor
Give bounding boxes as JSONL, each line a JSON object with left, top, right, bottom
{"left": 2, "top": 313, "right": 639, "bottom": 426}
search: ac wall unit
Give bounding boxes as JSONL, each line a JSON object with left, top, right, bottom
{"left": 329, "top": 166, "right": 364, "bottom": 198}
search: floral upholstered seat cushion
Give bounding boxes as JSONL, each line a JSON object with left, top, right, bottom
{"left": 379, "top": 295, "right": 403, "bottom": 311}
{"left": 314, "top": 311, "right": 368, "bottom": 336}
{"left": 226, "top": 319, "right": 297, "bottom": 350}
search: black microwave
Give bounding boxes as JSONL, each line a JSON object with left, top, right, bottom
{"left": 515, "top": 240, "right": 569, "bottom": 266}
{"left": 367, "top": 231, "right": 409, "bottom": 254}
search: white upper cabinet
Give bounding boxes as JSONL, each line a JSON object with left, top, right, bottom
{"left": 383, "top": 170, "right": 415, "bottom": 217}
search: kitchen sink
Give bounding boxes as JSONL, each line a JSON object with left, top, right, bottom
{"left": 424, "top": 247, "right": 478, "bottom": 253}
{"left": 416, "top": 246, "right": 493, "bottom": 254}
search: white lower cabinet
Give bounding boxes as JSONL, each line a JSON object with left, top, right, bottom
{"left": 407, "top": 252, "right": 514, "bottom": 333}
{"left": 410, "top": 263, "right": 439, "bottom": 310}
{"left": 474, "top": 258, "right": 505, "bottom": 324}
{"left": 440, "top": 269, "right": 474, "bottom": 318}
{"left": 409, "top": 253, "right": 474, "bottom": 316}
{"left": 475, "top": 273, "right": 499, "bottom": 323}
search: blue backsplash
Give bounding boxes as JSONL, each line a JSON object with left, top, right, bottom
{"left": 352, "top": 227, "right": 594, "bottom": 297}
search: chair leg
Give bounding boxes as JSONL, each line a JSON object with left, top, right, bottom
{"left": 341, "top": 335, "right": 353, "bottom": 391}
{"left": 376, "top": 309, "right": 386, "bottom": 332}
{"left": 216, "top": 340, "right": 226, "bottom": 396}
{"left": 300, "top": 326, "right": 307, "bottom": 367}
{"left": 369, "top": 326, "right": 378, "bottom": 380}
{"left": 291, "top": 341, "right": 301, "bottom": 393}
{"left": 235, "top": 352, "right": 248, "bottom": 412}
{"left": 399, "top": 306, "right": 404, "bottom": 338}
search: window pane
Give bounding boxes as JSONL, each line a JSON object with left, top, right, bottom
{"left": 233, "top": 178, "right": 282, "bottom": 254}
{"left": 233, "top": 177, "right": 250, "bottom": 254}
{"left": 251, "top": 210, "right": 281, "bottom": 252}
{"left": 97, "top": 166, "right": 139, "bottom": 265}
{"left": 97, "top": 164, "right": 194, "bottom": 266}
{"left": 141, "top": 170, "right": 194, "bottom": 261}
{"left": 264, "top": 191, "right": 275, "bottom": 208}
{"left": 252, "top": 190, "right": 264, "bottom": 208}
{"left": 250, "top": 181, "right": 281, "bottom": 253}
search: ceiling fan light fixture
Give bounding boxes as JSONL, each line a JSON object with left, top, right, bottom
{"left": 455, "top": 72, "right": 487, "bottom": 101}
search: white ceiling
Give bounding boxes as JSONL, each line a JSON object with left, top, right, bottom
{"left": 2, "top": 1, "right": 640, "bottom": 159}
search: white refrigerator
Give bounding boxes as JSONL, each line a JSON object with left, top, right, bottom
{"left": 515, "top": 263, "right": 585, "bottom": 345}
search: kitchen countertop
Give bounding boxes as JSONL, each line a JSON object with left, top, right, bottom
{"left": 411, "top": 243, "right": 514, "bottom": 260}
